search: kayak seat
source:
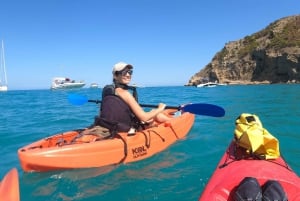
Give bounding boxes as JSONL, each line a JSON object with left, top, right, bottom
{"left": 93, "top": 116, "right": 118, "bottom": 138}
{"left": 71, "top": 126, "right": 113, "bottom": 143}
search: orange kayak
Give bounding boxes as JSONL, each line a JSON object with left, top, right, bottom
{"left": 18, "top": 109, "right": 195, "bottom": 172}
{"left": 198, "top": 141, "right": 300, "bottom": 201}
{"left": 0, "top": 168, "right": 20, "bottom": 201}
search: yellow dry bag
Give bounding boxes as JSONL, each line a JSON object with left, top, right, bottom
{"left": 234, "top": 113, "right": 280, "bottom": 159}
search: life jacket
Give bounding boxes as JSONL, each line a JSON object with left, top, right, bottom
{"left": 98, "top": 84, "right": 140, "bottom": 132}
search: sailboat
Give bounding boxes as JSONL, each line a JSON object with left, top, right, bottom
{"left": 0, "top": 40, "right": 8, "bottom": 92}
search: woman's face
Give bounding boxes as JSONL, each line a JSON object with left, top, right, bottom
{"left": 114, "top": 68, "right": 133, "bottom": 84}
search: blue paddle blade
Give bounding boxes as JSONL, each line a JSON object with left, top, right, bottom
{"left": 68, "top": 94, "right": 88, "bottom": 105}
{"left": 181, "top": 103, "right": 225, "bottom": 117}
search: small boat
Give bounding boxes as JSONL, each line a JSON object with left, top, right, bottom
{"left": 89, "top": 83, "right": 99, "bottom": 88}
{"left": 0, "top": 168, "right": 20, "bottom": 201}
{"left": 50, "top": 77, "right": 85, "bottom": 90}
{"left": 197, "top": 82, "right": 226, "bottom": 88}
{"left": 0, "top": 40, "right": 8, "bottom": 92}
{"left": 198, "top": 140, "right": 300, "bottom": 200}
{"left": 18, "top": 109, "right": 195, "bottom": 172}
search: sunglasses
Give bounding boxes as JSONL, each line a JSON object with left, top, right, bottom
{"left": 117, "top": 69, "right": 133, "bottom": 76}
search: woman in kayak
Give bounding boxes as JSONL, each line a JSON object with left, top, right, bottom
{"left": 98, "top": 62, "right": 172, "bottom": 133}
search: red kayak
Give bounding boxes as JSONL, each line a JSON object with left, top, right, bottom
{"left": 0, "top": 168, "right": 20, "bottom": 201}
{"left": 199, "top": 141, "right": 300, "bottom": 201}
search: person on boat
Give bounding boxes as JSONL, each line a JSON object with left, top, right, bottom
{"left": 97, "top": 62, "right": 172, "bottom": 134}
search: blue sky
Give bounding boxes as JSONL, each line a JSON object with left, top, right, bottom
{"left": 0, "top": 0, "right": 299, "bottom": 90}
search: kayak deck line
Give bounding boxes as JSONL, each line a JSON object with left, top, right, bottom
{"left": 218, "top": 142, "right": 292, "bottom": 172}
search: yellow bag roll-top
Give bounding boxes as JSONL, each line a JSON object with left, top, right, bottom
{"left": 234, "top": 113, "right": 280, "bottom": 159}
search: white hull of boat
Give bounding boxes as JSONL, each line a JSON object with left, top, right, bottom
{"left": 51, "top": 77, "right": 85, "bottom": 90}
{"left": 90, "top": 83, "right": 99, "bottom": 88}
{"left": 0, "top": 85, "right": 8, "bottom": 91}
{"left": 197, "top": 82, "right": 227, "bottom": 88}
{"left": 51, "top": 83, "right": 86, "bottom": 90}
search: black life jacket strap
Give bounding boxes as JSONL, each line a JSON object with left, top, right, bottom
{"left": 114, "top": 83, "right": 138, "bottom": 102}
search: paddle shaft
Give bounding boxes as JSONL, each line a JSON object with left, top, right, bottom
{"left": 138, "top": 103, "right": 179, "bottom": 110}
{"left": 88, "top": 100, "right": 101, "bottom": 104}
{"left": 68, "top": 94, "right": 225, "bottom": 117}
{"left": 88, "top": 100, "right": 179, "bottom": 110}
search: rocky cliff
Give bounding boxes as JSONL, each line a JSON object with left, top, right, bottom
{"left": 187, "top": 15, "right": 300, "bottom": 86}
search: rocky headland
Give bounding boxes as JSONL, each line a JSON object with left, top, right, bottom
{"left": 187, "top": 15, "right": 300, "bottom": 86}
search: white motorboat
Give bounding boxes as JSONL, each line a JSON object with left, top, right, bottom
{"left": 197, "top": 82, "right": 227, "bottom": 88}
{"left": 50, "top": 77, "right": 85, "bottom": 90}
{"left": 90, "top": 83, "right": 99, "bottom": 88}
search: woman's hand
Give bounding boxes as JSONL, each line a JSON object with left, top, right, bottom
{"left": 157, "top": 103, "right": 166, "bottom": 112}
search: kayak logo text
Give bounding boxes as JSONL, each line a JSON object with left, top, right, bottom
{"left": 132, "top": 146, "right": 147, "bottom": 158}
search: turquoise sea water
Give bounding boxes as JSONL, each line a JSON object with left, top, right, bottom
{"left": 1, "top": 84, "right": 300, "bottom": 201}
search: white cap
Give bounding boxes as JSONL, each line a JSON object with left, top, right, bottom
{"left": 112, "top": 62, "right": 133, "bottom": 74}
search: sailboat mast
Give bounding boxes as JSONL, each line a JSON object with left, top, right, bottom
{"left": 1, "top": 40, "right": 7, "bottom": 85}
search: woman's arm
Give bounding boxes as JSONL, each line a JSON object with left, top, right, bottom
{"left": 116, "top": 88, "right": 165, "bottom": 122}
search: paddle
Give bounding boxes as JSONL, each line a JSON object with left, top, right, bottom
{"left": 68, "top": 94, "right": 225, "bottom": 117}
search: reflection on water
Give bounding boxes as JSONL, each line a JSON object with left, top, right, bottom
{"left": 20, "top": 150, "right": 188, "bottom": 200}
{"left": 21, "top": 165, "right": 117, "bottom": 200}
